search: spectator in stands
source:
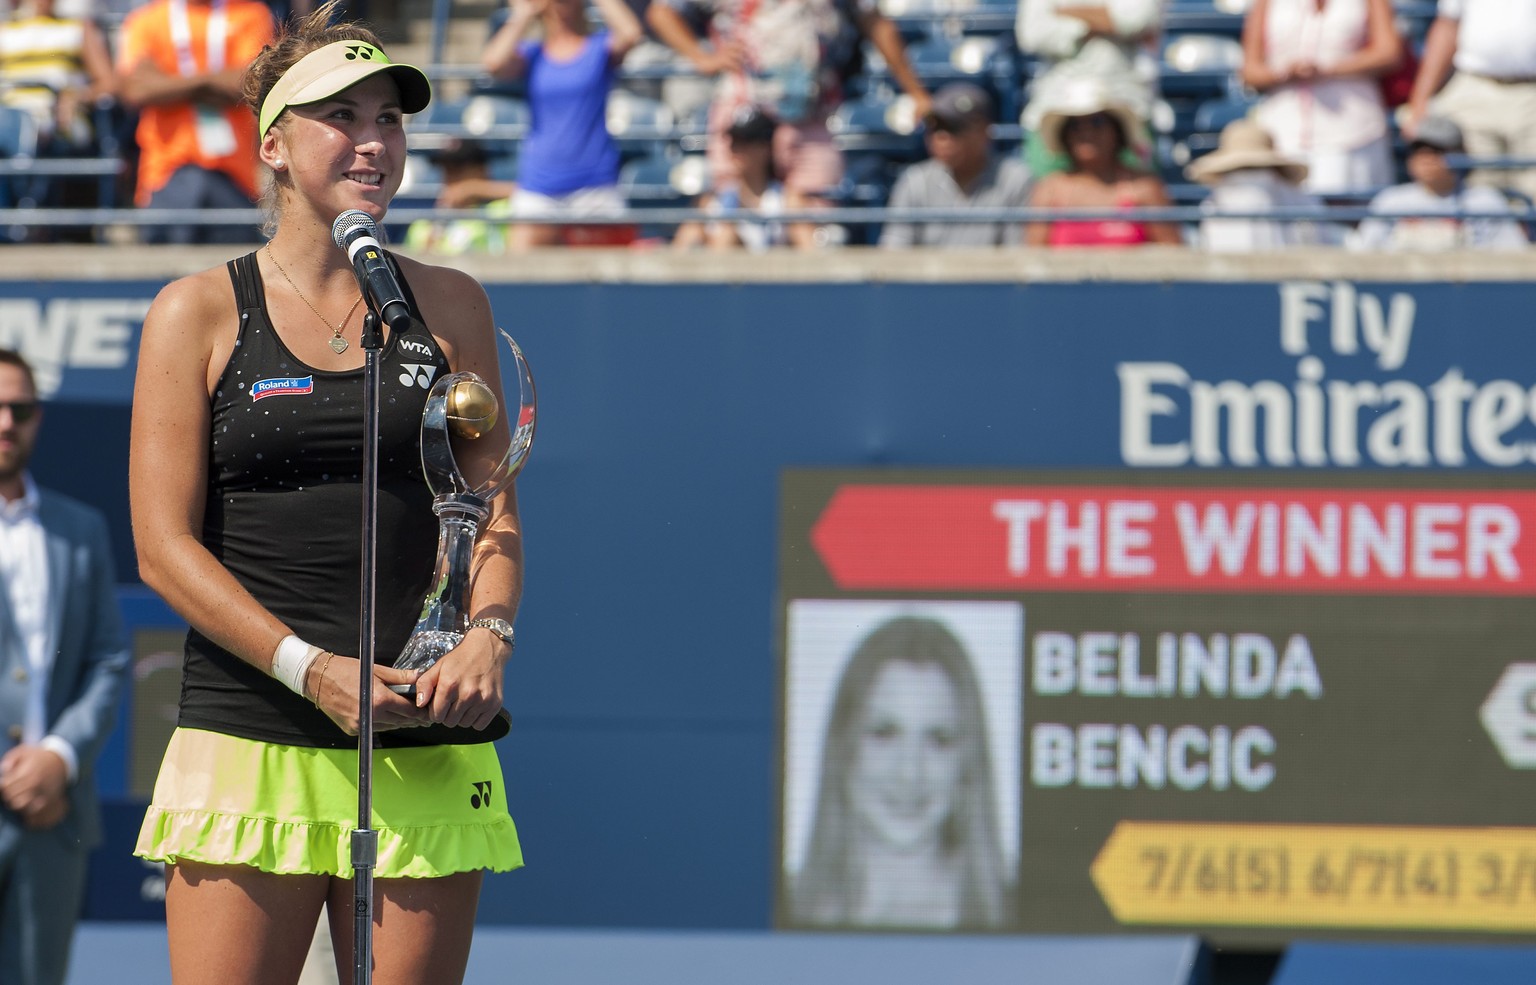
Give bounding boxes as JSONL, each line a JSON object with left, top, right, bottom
{"left": 0, "top": 0, "right": 117, "bottom": 154}
{"left": 1015, "top": 0, "right": 1163, "bottom": 175}
{"left": 1240, "top": 0, "right": 1402, "bottom": 196}
{"left": 1403, "top": 0, "right": 1536, "bottom": 203}
{"left": 647, "top": 0, "right": 932, "bottom": 246}
{"left": 673, "top": 104, "right": 796, "bottom": 250}
{"left": 403, "top": 137, "right": 517, "bottom": 255}
{"left": 1024, "top": 77, "right": 1180, "bottom": 247}
{"left": 116, "top": 0, "right": 276, "bottom": 243}
{"left": 791, "top": 615, "right": 1011, "bottom": 930}
{"left": 482, "top": 0, "right": 644, "bottom": 250}
{"left": 880, "top": 83, "right": 1032, "bottom": 248}
{"left": 1186, "top": 116, "right": 1343, "bottom": 251}
{"left": 1353, "top": 115, "right": 1527, "bottom": 251}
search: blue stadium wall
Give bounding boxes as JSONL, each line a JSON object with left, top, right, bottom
{"left": 5, "top": 258, "right": 1534, "bottom": 938}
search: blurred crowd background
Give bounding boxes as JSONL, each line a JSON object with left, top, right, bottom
{"left": 1, "top": 0, "right": 1532, "bottom": 252}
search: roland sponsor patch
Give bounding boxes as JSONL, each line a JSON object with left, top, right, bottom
{"left": 251, "top": 375, "right": 315, "bottom": 401}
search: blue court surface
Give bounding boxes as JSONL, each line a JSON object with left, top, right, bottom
{"left": 69, "top": 923, "right": 1536, "bottom": 984}
{"left": 1269, "top": 941, "right": 1536, "bottom": 985}
{"left": 69, "top": 923, "right": 1206, "bottom": 985}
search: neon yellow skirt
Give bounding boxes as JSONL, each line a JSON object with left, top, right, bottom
{"left": 135, "top": 728, "right": 523, "bottom": 879}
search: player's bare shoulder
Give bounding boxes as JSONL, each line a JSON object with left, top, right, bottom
{"left": 140, "top": 263, "right": 240, "bottom": 359}
{"left": 393, "top": 253, "right": 493, "bottom": 358}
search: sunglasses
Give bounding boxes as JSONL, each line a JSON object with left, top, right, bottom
{"left": 0, "top": 401, "right": 38, "bottom": 423}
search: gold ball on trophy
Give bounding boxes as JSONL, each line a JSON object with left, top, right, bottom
{"left": 446, "top": 378, "right": 499, "bottom": 439}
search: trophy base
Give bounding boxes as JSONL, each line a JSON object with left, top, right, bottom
{"left": 386, "top": 707, "right": 513, "bottom": 745}
{"left": 395, "top": 629, "right": 462, "bottom": 675}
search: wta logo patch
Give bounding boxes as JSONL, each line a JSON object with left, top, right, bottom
{"left": 251, "top": 375, "right": 314, "bottom": 401}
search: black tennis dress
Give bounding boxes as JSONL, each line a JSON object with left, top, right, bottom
{"left": 178, "top": 251, "right": 451, "bottom": 749}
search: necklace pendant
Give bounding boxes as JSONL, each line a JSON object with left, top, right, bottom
{"left": 329, "top": 334, "right": 349, "bottom": 354}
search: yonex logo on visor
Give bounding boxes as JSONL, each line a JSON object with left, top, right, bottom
{"left": 258, "top": 39, "right": 431, "bottom": 136}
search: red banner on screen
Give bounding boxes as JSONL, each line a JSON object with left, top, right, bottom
{"left": 810, "top": 485, "right": 1536, "bottom": 594}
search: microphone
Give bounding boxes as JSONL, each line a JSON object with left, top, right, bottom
{"left": 331, "top": 210, "right": 413, "bottom": 334}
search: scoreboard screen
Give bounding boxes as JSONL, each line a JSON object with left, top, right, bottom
{"left": 775, "top": 469, "right": 1536, "bottom": 946}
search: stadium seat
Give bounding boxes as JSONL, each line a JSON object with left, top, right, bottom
{"left": 904, "top": 34, "right": 1004, "bottom": 87}
{"left": 1164, "top": 0, "right": 1250, "bottom": 35}
{"left": 1165, "top": 181, "right": 1212, "bottom": 205}
{"left": 1193, "top": 94, "right": 1257, "bottom": 134}
{"left": 1498, "top": 186, "right": 1536, "bottom": 240}
{"left": 394, "top": 145, "right": 517, "bottom": 207}
{"left": 408, "top": 96, "right": 471, "bottom": 137}
{"left": 608, "top": 90, "right": 676, "bottom": 159}
{"left": 406, "top": 95, "right": 525, "bottom": 180}
{"left": 0, "top": 104, "right": 43, "bottom": 233}
{"left": 439, "top": 94, "right": 526, "bottom": 166}
{"left": 1171, "top": 94, "right": 1259, "bottom": 166}
{"left": 828, "top": 94, "right": 925, "bottom": 163}
{"left": 395, "top": 151, "right": 441, "bottom": 200}
{"left": 824, "top": 152, "right": 897, "bottom": 244}
{"left": 880, "top": 0, "right": 1019, "bottom": 47}
{"left": 0, "top": 103, "right": 38, "bottom": 161}
{"left": 611, "top": 40, "right": 678, "bottom": 103}
{"left": 618, "top": 152, "right": 700, "bottom": 241}
{"left": 879, "top": 0, "right": 976, "bottom": 17}
{"left": 462, "top": 93, "right": 530, "bottom": 139}
{"left": 607, "top": 90, "right": 674, "bottom": 134}
{"left": 660, "top": 75, "right": 714, "bottom": 131}
{"left": 1390, "top": 1, "right": 1439, "bottom": 39}
{"left": 618, "top": 152, "right": 702, "bottom": 208}
{"left": 1160, "top": 32, "right": 1245, "bottom": 98}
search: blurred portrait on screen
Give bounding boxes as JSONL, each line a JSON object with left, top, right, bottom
{"left": 782, "top": 599, "right": 1023, "bottom": 930}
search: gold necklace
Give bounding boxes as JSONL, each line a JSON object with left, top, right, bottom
{"left": 264, "top": 245, "right": 364, "bottom": 354}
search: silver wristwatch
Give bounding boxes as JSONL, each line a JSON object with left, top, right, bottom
{"left": 468, "top": 617, "right": 516, "bottom": 649}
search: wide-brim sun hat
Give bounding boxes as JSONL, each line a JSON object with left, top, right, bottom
{"left": 1035, "top": 77, "right": 1146, "bottom": 157}
{"left": 1186, "top": 118, "right": 1308, "bottom": 185}
{"left": 260, "top": 39, "right": 431, "bottom": 136}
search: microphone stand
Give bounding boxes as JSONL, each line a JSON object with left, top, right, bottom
{"left": 353, "top": 307, "right": 383, "bottom": 985}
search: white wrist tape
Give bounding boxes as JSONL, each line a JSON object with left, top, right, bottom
{"left": 271, "top": 634, "right": 322, "bottom": 696}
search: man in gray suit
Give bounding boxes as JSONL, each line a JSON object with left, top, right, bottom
{"left": 0, "top": 348, "right": 129, "bottom": 985}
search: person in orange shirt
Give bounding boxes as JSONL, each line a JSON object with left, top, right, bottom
{"left": 117, "top": 0, "right": 276, "bottom": 244}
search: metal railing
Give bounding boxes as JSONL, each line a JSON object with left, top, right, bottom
{"left": 0, "top": 203, "right": 1525, "bottom": 232}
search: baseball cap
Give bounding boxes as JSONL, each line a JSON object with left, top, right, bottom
{"left": 926, "top": 82, "right": 994, "bottom": 131}
{"left": 1408, "top": 115, "right": 1464, "bottom": 153}
{"left": 259, "top": 39, "right": 432, "bottom": 136}
{"left": 727, "top": 105, "right": 778, "bottom": 144}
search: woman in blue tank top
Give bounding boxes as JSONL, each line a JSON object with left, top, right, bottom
{"left": 127, "top": 4, "right": 526, "bottom": 983}
{"left": 482, "top": 0, "right": 644, "bottom": 249}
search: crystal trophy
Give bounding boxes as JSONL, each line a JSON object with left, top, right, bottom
{"left": 391, "top": 334, "right": 536, "bottom": 692}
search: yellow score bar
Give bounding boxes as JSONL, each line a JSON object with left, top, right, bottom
{"left": 1091, "top": 822, "right": 1536, "bottom": 933}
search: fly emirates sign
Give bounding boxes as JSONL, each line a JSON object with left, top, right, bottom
{"left": 1119, "top": 281, "right": 1536, "bottom": 468}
